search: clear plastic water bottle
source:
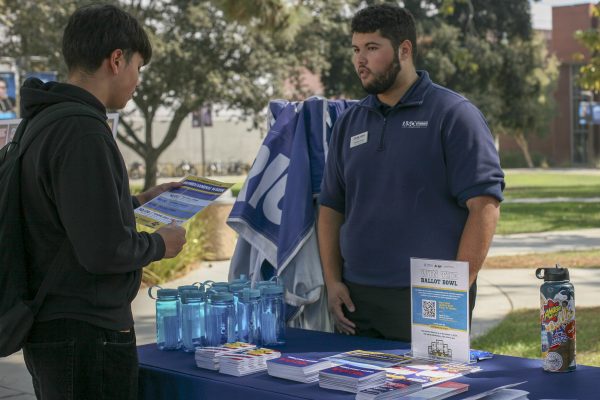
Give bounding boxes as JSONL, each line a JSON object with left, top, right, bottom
{"left": 180, "top": 289, "right": 207, "bottom": 352}
{"left": 206, "top": 291, "right": 236, "bottom": 346}
{"left": 177, "top": 283, "right": 202, "bottom": 344}
{"left": 237, "top": 288, "right": 261, "bottom": 345}
{"left": 260, "top": 284, "right": 286, "bottom": 346}
{"left": 148, "top": 286, "right": 181, "bottom": 350}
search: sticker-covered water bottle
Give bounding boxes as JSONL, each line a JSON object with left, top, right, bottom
{"left": 536, "top": 265, "right": 576, "bottom": 373}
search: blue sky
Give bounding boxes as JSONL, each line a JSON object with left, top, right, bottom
{"left": 531, "top": 0, "right": 595, "bottom": 30}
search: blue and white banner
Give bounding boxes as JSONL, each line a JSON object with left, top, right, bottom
{"left": 228, "top": 97, "right": 356, "bottom": 273}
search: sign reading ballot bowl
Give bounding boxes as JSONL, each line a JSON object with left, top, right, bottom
{"left": 410, "top": 258, "right": 470, "bottom": 364}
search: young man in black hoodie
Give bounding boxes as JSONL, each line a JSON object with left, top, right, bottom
{"left": 20, "top": 5, "right": 187, "bottom": 399}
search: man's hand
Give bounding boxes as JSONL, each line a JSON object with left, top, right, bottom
{"left": 327, "top": 281, "right": 356, "bottom": 335}
{"left": 156, "top": 221, "right": 187, "bottom": 258}
{"left": 136, "top": 181, "right": 183, "bottom": 205}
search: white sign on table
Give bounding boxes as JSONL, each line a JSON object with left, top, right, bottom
{"left": 410, "top": 257, "right": 471, "bottom": 363}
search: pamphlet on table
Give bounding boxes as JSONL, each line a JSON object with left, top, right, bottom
{"left": 267, "top": 355, "right": 336, "bottom": 383}
{"left": 319, "top": 364, "right": 387, "bottom": 393}
{"left": 324, "top": 349, "right": 412, "bottom": 368}
{"left": 384, "top": 359, "right": 480, "bottom": 388}
{"left": 410, "top": 258, "right": 471, "bottom": 363}
{"left": 135, "top": 175, "right": 233, "bottom": 229}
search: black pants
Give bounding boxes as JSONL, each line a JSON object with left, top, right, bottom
{"left": 23, "top": 319, "right": 138, "bottom": 400}
{"left": 343, "top": 280, "right": 477, "bottom": 342}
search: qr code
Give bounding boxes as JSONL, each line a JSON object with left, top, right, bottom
{"left": 422, "top": 300, "right": 437, "bottom": 319}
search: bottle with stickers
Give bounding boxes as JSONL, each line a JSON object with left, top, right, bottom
{"left": 535, "top": 265, "right": 576, "bottom": 372}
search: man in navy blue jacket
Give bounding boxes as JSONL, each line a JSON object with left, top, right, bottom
{"left": 318, "top": 4, "right": 504, "bottom": 342}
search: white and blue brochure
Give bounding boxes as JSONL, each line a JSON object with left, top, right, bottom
{"left": 134, "top": 175, "right": 233, "bottom": 229}
{"left": 410, "top": 258, "right": 470, "bottom": 363}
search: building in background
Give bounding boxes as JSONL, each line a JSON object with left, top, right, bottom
{"left": 502, "top": 2, "right": 598, "bottom": 166}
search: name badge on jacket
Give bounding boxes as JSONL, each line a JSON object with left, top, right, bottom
{"left": 350, "top": 131, "right": 368, "bottom": 148}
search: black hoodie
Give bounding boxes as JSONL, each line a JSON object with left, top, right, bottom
{"left": 20, "top": 78, "right": 165, "bottom": 330}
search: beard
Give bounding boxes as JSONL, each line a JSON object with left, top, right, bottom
{"left": 360, "top": 57, "right": 401, "bottom": 95}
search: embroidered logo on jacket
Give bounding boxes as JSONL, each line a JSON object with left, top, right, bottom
{"left": 402, "top": 121, "right": 429, "bottom": 128}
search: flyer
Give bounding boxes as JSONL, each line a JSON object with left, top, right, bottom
{"left": 134, "top": 175, "right": 233, "bottom": 229}
{"left": 410, "top": 258, "right": 470, "bottom": 363}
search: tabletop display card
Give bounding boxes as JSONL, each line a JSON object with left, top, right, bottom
{"left": 355, "top": 378, "right": 423, "bottom": 400}
{"left": 319, "top": 364, "right": 387, "bottom": 393}
{"left": 410, "top": 258, "right": 471, "bottom": 363}
{"left": 266, "top": 355, "right": 336, "bottom": 383}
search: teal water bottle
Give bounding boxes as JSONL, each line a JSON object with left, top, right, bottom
{"left": 237, "top": 288, "right": 261, "bottom": 345}
{"left": 148, "top": 286, "right": 181, "bottom": 350}
{"left": 180, "top": 289, "right": 207, "bottom": 352}
{"left": 206, "top": 291, "right": 236, "bottom": 346}
{"left": 260, "top": 284, "right": 286, "bottom": 346}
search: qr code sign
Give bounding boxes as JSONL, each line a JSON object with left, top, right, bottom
{"left": 422, "top": 300, "right": 437, "bottom": 319}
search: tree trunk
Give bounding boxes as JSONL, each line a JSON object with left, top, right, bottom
{"left": 143, "top": 151, "right": 159, "bottom": 190}
{"left": 514, "top": 132, "right": 534, "bottom": 168}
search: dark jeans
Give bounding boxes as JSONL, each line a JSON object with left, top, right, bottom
{"left": 343, "top": 280, "right": 477, "bottom": 342}
{"left": 23, "top": 319, "right": 138, "bottom": 400}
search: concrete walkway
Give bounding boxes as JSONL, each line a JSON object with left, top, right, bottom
{"left": 2, "top": 228, "right": 600, "bottom": 398}
{"left": 488, "top": 228, "right": 600, "bottom": 257}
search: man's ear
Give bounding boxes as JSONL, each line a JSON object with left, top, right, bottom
{"left": 109, "top": 49, "right": 125, "bottom": 74}
{"left": 398, "top": 40, "right": 413, "bottom": 62}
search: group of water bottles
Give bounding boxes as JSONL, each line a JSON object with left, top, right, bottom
{"left": 148, "top": 276, "right": 286, "bottom": 352}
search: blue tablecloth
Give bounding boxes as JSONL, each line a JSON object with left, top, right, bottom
{"left": 138, "top": 328, "right": 600, "bottom": 400}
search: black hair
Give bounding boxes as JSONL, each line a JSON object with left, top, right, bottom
{"left": 351, "top": 4, "right": 417, "bottom": 63}
{"left": 62, "top": 4, "right": 152, "bottom": 73}
{"left": 0, "top": 77, "right": 7, "bottom": 85}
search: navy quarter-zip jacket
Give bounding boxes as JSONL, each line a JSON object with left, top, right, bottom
{"left": 319, "top": 71, "right": 505, "bottom": 288}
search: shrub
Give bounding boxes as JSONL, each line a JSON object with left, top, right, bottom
{"left": 140, "top": 213, "right": 211, "bottom": 285}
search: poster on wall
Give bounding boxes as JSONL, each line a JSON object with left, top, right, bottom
{"left": 0, "top": 72, "right": 17, "bottom": 120}
{"left": 578, "top": 101, "right": 600, "bottom": 125}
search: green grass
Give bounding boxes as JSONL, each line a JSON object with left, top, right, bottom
{"left": 497, "top": 202, "right": 600, "bottom": 234}
{"left": 504, "top": 173, "right": 600, "bottom": 199}
{"left": 230, "top": 182, "right": 243, "bottom": 197}
{"left": 472, "top": 307, "right": 600, "bottom": 367}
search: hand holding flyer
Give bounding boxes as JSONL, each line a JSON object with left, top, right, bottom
{"left": 134, "top": 175, "right": 233, "bottom": 229}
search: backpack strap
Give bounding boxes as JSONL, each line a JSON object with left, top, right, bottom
{"left": 14, "top": 102, "right": 113, "bottom": 313}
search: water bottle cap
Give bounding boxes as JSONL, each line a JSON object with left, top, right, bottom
{"left": 240, "top": 288, "right": 261, "bottom": 301}
{"left": 536, "top": 265, "right": 570, "bottom": 282}
{"left": 255, "top": 281, "right": 276, "bottom": 289}
{"left": 228, "top": 282, "right": 250, "bottom": 293}
{"left": 180, "top": 289, "right": 206, "bottom": 303}
{"left": 261, "top": 285, "right": 284, "bottom": 295}
{"left": 209, "top": 282, "right": 230, "bottom": 289}
{"left": 210, "top": 285, "right": 230, "bottom": 293}
{"left": 157, "top": 288, "right": 178, "bottom": 298}
{"left": 210, "top": 292, "right": 234, "bottom": 302}
{"left": 177, "top": 284, "right": 200, "bottom": 294}
{"left": 230, "top": 274, "right": 248, "bottom": 285}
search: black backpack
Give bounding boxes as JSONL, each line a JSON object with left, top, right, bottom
{"left": 0, "top": 101, "right": 109, "bottom": 357}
